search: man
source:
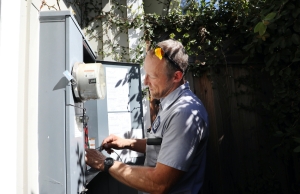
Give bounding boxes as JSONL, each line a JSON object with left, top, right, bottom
{"left": 85, "top": 39, "right": 209, "bottom": 194}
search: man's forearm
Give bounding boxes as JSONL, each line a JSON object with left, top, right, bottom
{"left": 125, "top": 138, "right": 146, "bottom": 153}
{"left": 108, "top": 161, "right": 167, "bottom": 194}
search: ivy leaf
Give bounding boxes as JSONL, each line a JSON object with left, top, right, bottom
{"left": 242, "top": 56, "right": 249, "bottom": 64}
{"left": 264, "top": 12, "right": 276, "bottom": 20}
{"left": 266, "top": 55, "right": 276, "bottom": 67}
{"left": 243, "top": 44, "right": 252, "bottom": 51}
{"left": 274, "top": 131, "right": 284, "bottom": 137}
{"left": 291, "top": 33, "right": 300, "bottom": 45}
{"left": 183, "top": 33, "right": 190, "bottom": 38}
{"left": 293, "top": 23, "right": 300, "bottom": 32}
{"left": 254, "top": 22, "right": 261, "bottom": 33}
{"left": 259, "top": 25, "right": 267, "bottom": 36}
{"left": 294, "top": 138, "right": 300, "bottom": 143}
{"left": 293, "top": 145, "right": 300, "bottom": 153}
{"left": 286, "top": 3, "right": 295, "bottom": 10}
{"left": 285, "top": 67, "right": 291, "bottom": 75}
{"left": 254, "top": 22, "right": 266, "bottom": 36}
{"left": 280, "top": 38, "right": 286, "bottom": 48}
{"left": 169, "top": 33, "right": 175, "bottom": 39}
{"left": 292, "top": 8, "right": 300, "bottom": 18}
{"left": 292, "top": 49, "right": 300, "bottom": 62}
{"left": 269, "top": 39, "right": 280, "bottom": 52}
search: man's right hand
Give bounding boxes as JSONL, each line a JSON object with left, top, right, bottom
{"left": 101, "top": 134, "right": 131, "bottom": 154}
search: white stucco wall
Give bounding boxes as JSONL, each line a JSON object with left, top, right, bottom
{"left": 0, "top": 0, "right": 71, "bottom": 193}
{"left": 0, "top": 1, "right": 22, "bottom": 193}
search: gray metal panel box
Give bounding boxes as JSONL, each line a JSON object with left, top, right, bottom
{"left": 38, "top": 10, "right": 145, "bottom": 194}
{"left": 38, "top": 11, "right": 93, "bottom": 194}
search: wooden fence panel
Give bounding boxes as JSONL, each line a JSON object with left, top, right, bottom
{"left": 187, "top": 66, "right": 298, "bottom": 194}
{"left": 189, "top": 71, "right": 224, "bottom": 194}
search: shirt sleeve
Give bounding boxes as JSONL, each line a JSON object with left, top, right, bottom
{"left": 157, "top": 109, "right": 206, "bottom": 171}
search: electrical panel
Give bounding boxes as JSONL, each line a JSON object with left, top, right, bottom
{"left": 39, "top": 10, "right": 144, "bottom": 194}
{"left": 38, "top": 10, "right": 99, "bottom": 194}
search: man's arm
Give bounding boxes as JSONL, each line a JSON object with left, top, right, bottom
{"left": 124, "top": 138, "right": 147, "bottom": 153}
{"left": 101, "top": 134, "right": 146, "bottom": 154}
{"left": 85, "top": 149, "right": 184, "bottom": 194}
{"left": 110, "top": 161, "right": 184, "bottom": 194}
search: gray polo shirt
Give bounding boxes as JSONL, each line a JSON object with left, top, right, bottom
{"left": 144, "top": 82, "right": 209, "bottom": 194}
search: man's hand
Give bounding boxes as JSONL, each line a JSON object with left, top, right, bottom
{"left": 85, "top": 149, "right": 106, "bottom": 171}
{"left": 101, "top": 134, "right": 131, "bottom": 154}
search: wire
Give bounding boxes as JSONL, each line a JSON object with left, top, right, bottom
{"left": 95, "top": 146, "right": 123, "bottom": 163}
{"left": 112, "top": 150, "right": 122, "bottom": 162}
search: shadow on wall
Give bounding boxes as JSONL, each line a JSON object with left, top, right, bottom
{"left": 76, "top": 143, "right": 86, "bottom": 193}
{"left": 63, "top": 0, "right": 144, "bottom": 62}
{"left": 62, "top": 0, "right": 102, "bottom": 28}
{"left": 114, "top": 66, "right": 144, "bottom": 130}
{"left": 62, "top": 0, "right": 108, "bottom": 28}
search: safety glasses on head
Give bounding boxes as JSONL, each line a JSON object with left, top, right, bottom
{"left": 154, "top": 46, "right": 183, "bottom": 73}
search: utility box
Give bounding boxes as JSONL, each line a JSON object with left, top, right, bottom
{"left": 38, "top": 11, "right": 145, "bottom": 194}
{"left": 38, "top": 10, "right": 97, "bottom": 194}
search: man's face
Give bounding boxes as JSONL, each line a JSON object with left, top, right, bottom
{"left": 143, "top": 54, "right": 175, "bottom": 99}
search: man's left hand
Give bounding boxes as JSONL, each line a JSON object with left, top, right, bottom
{"left": 85, "top": 149, "right": 106, "bottom": 171}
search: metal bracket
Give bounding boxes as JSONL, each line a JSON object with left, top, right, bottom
{"left": 63, "top": 70, "right": 77, "bottom": 85}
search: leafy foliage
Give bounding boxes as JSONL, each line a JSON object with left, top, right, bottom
{"left": 245, "top": 0, "right": 300, "bottom": 155}
{"left": 143, "top": 0, "right": 300, "bottom": 154}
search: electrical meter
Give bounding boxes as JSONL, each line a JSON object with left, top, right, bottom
{"left": 72, "top": 62, "right": 106, "bottom": 102}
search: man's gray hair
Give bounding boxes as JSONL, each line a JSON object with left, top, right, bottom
{"left": 157, "top": 39, "right": 189, "bottom": 76}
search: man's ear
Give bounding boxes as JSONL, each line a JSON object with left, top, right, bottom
{"left": 173, "top": 71, "right": 183, "bottom": 83}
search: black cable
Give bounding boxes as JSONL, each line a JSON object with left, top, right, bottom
{"left": 95, "top": 146, "right": 123, "bottom": 163}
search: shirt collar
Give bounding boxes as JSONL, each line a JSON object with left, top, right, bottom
{"left": 159, "top": 82, "right": 190, "bottom": 110}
